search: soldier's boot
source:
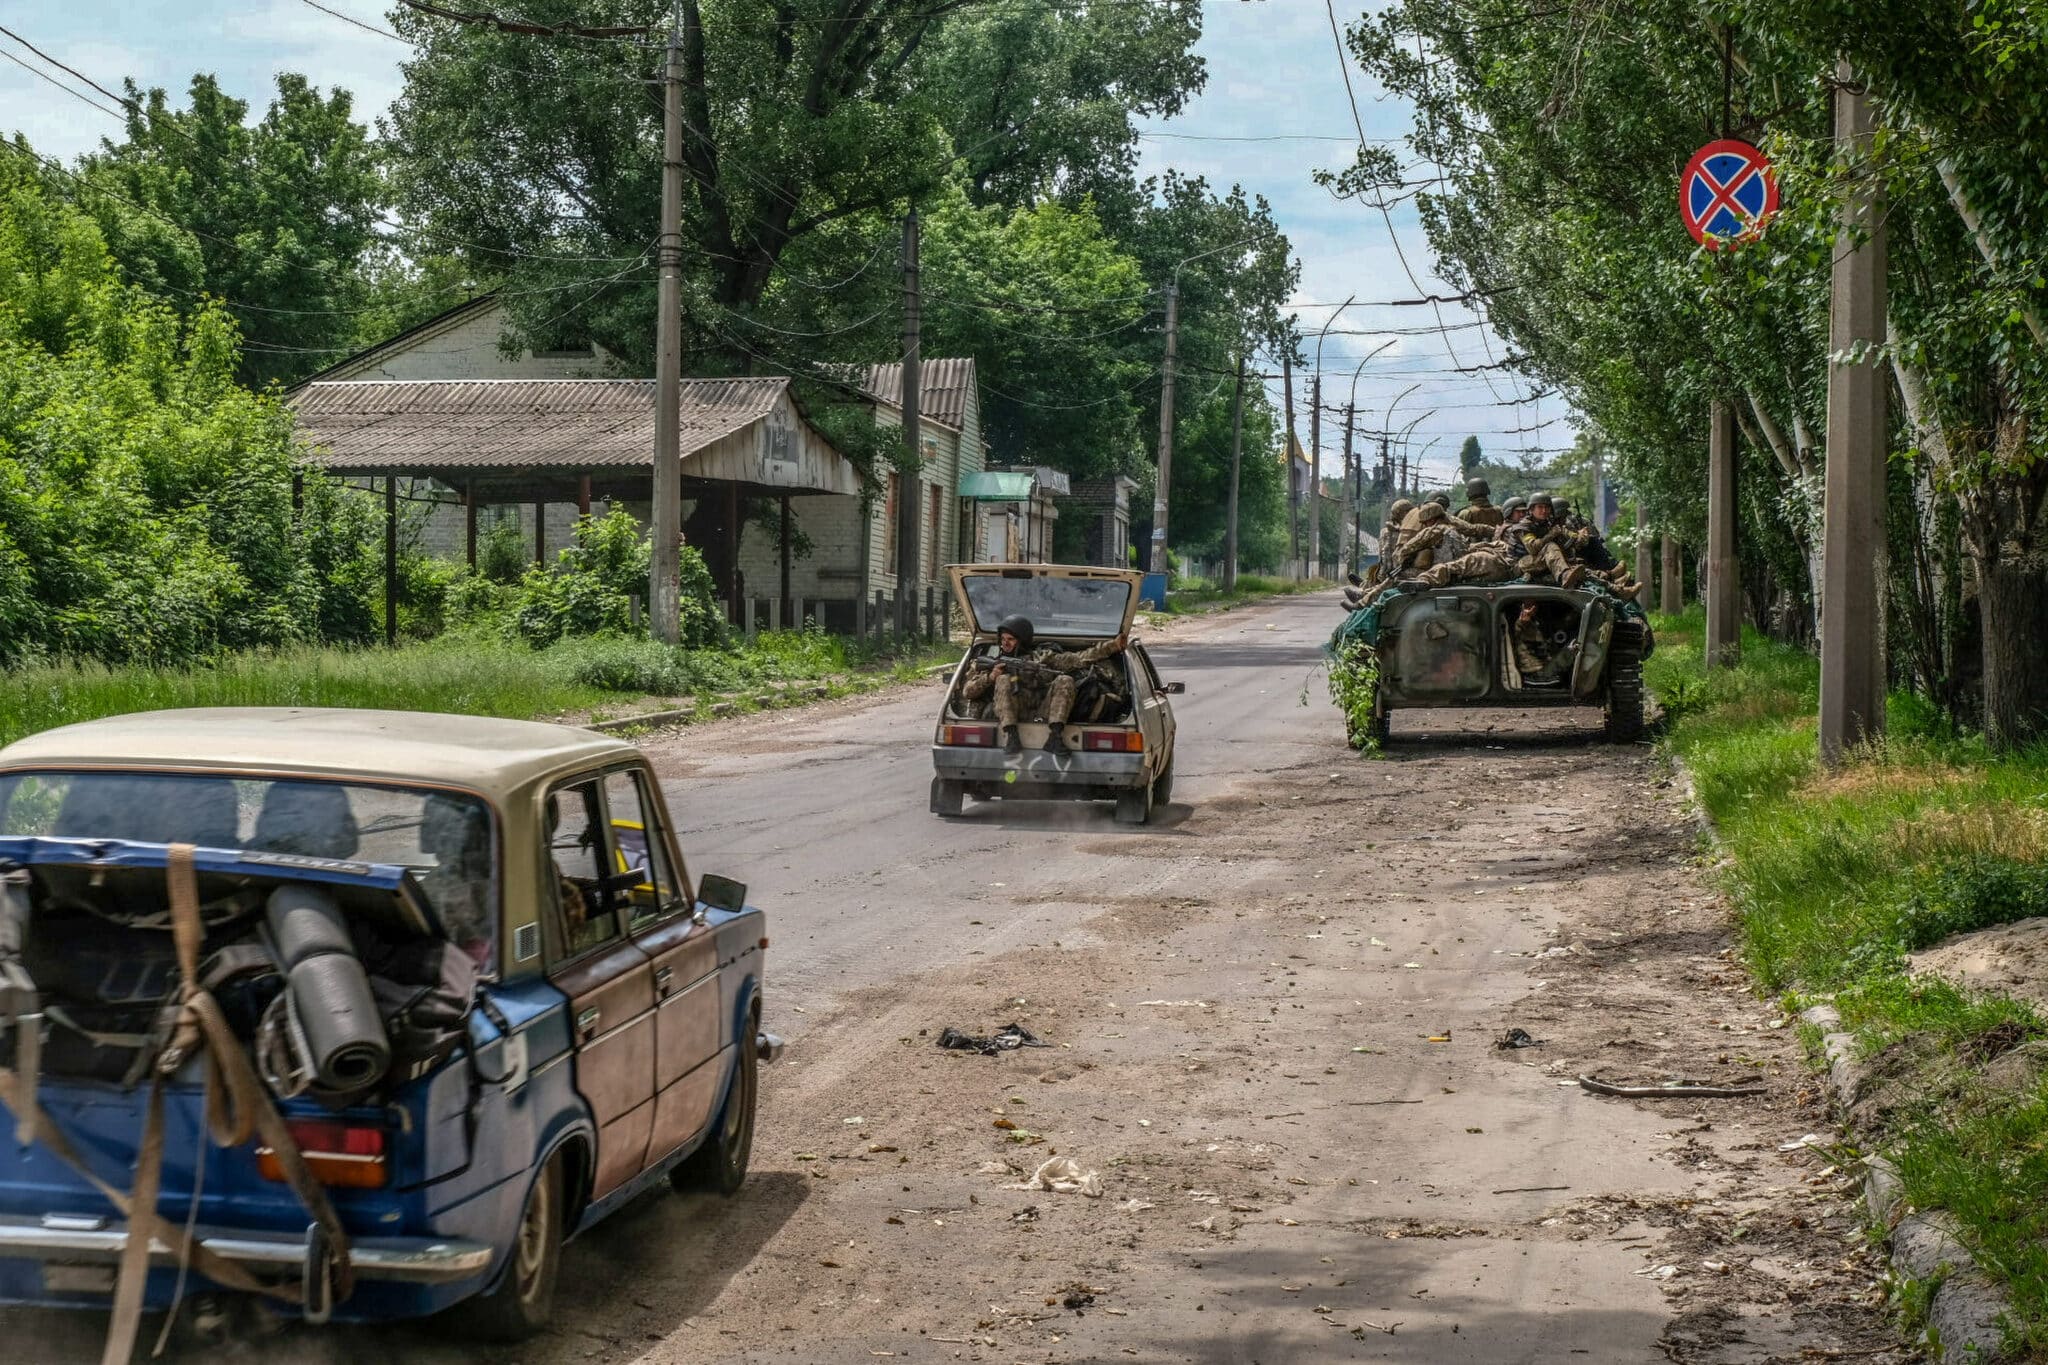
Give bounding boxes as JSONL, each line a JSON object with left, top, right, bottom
{"left": 1043, "top": 721, "right": 1067, "bottom": 753}
{"left": 1613, "top": 580, "right": 1643, "bottom": 601}
{"left": 1001, "top": 726, "right": 1023, "bottom": 756}
{"left": 1561, "top": 565, "right": 1588, "bottom": 590}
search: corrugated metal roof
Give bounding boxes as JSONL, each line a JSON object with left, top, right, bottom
{"left": 858, "top": 358, "right": 976, "bottom": 433}
{"left": 290, "top": 377, "right": 796, "bottom": 472}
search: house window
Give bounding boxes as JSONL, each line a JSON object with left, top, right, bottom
{"left": 533, "top": 344, "right": 596, "bottom": 360}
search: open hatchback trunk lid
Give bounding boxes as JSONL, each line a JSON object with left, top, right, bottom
{"left": 948, "top": 564, "right": 1143, "bottom": 641}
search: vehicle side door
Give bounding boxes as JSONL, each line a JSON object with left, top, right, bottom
{"left": 1570, "top": 597, "right": 1617, "bottom": 701}
{"left": 613, "top": 767, "right": 727, "bottom": 1163}
{"left": 1131, "top": 644, "right": 1174, "bottom": 768}
{"left": 541, "top": 774, "right": 657, "bottom": 1199}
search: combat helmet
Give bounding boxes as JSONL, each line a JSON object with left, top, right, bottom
{"left": 1465, "top": 477, "right": 1492, "bottom": 501}
{"left": 995, "top": 614, "right": 1035, "bottom": 652}
{"left": 1427, "top": 491, "right": 1452, "bottom": 508}
{"left": 1501, "top": 495, "right": 1528, "bottom": 515}
{"left": 1386, "top": 498, "right": 1415, "bottom": 524}
{"left": 1528, "top": 492, "right": 1554, "bottom": 512}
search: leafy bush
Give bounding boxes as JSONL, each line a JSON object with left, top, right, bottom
{"left": 477, "top": 517, "right": 529, "bottom": 585}
{"left": 511, "top": 509, "right": 650, "bottom": 647}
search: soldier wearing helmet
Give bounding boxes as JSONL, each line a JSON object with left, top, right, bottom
{"left": 1374, "top": 498, "right": 1417, "bottom": 583}
{"left": 956, "top": 614, "right": 1129, "bottom": 755}
{"left": 1462, "top": 477, "right": 1504, "bottom": 527}
{"left": 1509, "top": 494, "right": 1586, "bottom": 588}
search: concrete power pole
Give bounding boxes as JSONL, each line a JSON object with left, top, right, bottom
{"left": 897, "top": 210, "right": 922, "bottom": 631}
{"left": 1282, "top": 353, "right": 1299, "bottom": 577}
{"left": 1819, "top": 59, "right": 1888, "bottom": 764}
{"left": 1705, "top": 400, "right": 1740, "bottom": 666}
{"left": 1149, "top": 282, "right": 1180, "bottom": 577}
{"left": 1225, "top": 352, "right": 1244, "bottom": 590}
{"left": 1635, "top": 501, "right": 1654, "bottom": 602}
{"left": 1344, "top": 402, "right": 1358, "bottom": 574}
{"left": 649, "top": 22, "right": 685, "bottom": 644}
{"left": 1307, "top": 374, "right": 1321, "bottom": 579}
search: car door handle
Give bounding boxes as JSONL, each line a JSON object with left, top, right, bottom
{"left": 576, "top": 1007, "right": 601, "bottom": 1037}
{"left": 654, "top": 965, "right": 674, "bottom": 995}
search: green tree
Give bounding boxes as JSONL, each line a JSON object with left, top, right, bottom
{"left": 0, "top": 153, "right": 367, "bottom": 665}
{"left": 1458, "top": 434, "right": 1482, "bottom": 480}
{"left": 79, "top": 73, "right": 386, "bottom": 387}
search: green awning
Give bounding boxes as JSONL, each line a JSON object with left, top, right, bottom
{"left": 959, "top": 471, "right": 1037, "bottom": 500}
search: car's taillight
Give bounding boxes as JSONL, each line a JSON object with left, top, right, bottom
{"left": 1082, "top": 730, "right": 1144, "bottom": 752}
{"left": 257, "top": 1119, "right": 387, "bottom": 1189}
{"left": 940, "top": 724, "right": 998, "bottom": 746}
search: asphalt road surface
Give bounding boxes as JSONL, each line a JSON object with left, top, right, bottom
{"left": 9, "top": 591, "right": 1905, "bottom": 1365}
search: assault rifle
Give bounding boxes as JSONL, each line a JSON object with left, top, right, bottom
{"left": 966, "top": 652, "right": 1061, "bottom": 680}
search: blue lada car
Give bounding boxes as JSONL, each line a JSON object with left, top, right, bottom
{"left": 0, "top": 708, "right": 777, "bottom": 1345}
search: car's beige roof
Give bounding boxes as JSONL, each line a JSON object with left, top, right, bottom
{"left": 0, "top": 708, "right": 635, "bottom": 802}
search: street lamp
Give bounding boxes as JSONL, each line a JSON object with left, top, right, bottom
{"left": 1151, "top": 235, "right": 1262, "bottom": 577}
{"left": 1346, "top": 341, "right": 1396, "bottom": 573}
{"left": 1303, "top": 296, "right": 1357, "bottom": 579}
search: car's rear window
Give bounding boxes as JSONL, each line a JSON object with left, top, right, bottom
{"left": 961, "top": 574, "right": 1131, "bottom": 637}
{"left": 0, "top": 770, "right": 497, "bottom": 955}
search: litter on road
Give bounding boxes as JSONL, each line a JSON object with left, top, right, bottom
{"left": 1008, "top": 1155, "right": 1104, "bottom": 1197}
{"left": 1579, "top": 1075, "right": 1766, "bottom": 1099}
{"left": 935, "top": 1022, "right": 1052, "bottom": 1055}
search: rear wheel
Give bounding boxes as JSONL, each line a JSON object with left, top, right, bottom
{"left": 1152, "top": 754, "right": 1175, "bottom": 807}
{"left": 452, "top": 1152, "right": 562, "bottom": 1341}
{"left": 1114, "top": 779, "right": 1153, "bottom": 825}
{"left": 930, "top": 777, "right": 965, "bottom": 818}
{"left": 1604, "top": 621, "right": 1646, "bottom": 743}
{"left": 1347, "top": 681, "right": 1391, "bottom": 749}
{"left": 673, "top": 1019, "right": 758, "bottom": 1197}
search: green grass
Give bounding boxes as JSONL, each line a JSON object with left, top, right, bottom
{"left": 0, "top": 626, "right": 956, "bottom": 748}
{"left": 1164, "top": 573, "right": 1327, "bottom": 613}
{"left": 1648, "top": 607, "right": 2048, "bottom": 1349}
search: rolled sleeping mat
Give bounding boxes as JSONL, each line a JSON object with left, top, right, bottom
{"left": 265, "top": 885, "right": 389, "bottom": 1093}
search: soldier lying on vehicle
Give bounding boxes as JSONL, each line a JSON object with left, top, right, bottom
{"left": 955, "top": 614, "right": 1131, "bottom": 755}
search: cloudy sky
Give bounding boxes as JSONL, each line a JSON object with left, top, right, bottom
{"left": 0, "top": 0, "right": 1566, "bottom": 489}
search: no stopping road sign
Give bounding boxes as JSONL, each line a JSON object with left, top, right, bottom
{"left": 1680, "top": 139, "right": 1780, "bottom": 250}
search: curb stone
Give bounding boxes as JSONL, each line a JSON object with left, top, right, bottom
{"left": 1798, "top": 1004, "right": 2013, "bottom": 1361}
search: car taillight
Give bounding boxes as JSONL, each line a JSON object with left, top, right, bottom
{"left": 257, "top": 1119, "right": 387, "bottom": 1189}
{"left": 1082, "top": 730, "right": 1144, "bottom": 752}
{"left": 940, "top": 724, "right": 998, "bottom": 746}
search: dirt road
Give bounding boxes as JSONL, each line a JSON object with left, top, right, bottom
{"left": 11, "top": 592, "right": 1906, "bottom": 1363}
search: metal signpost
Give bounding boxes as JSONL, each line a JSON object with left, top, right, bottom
{"left": 1679, "top": 137, "right": 1781, "bottom": 669}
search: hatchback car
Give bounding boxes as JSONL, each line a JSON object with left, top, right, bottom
{"left": 931, "top": 564, "right": 1182, "bottom": 824}
{"left": 0, "top": 708, "right": 776, "bottom": 1345}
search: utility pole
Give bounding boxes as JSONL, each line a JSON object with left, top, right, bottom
{"left": 1149, "top": 281, "right": 1180, "bottom": 577}
{"left": 1307, "top": 373, "right": 1321, "bottom": 579}
{"left": 1635, "top": 501, "right": 1654, "bottom": 603}
{"left": 648, "top": 20, "right": 684, "bottom": 644}
{"left": 1819, "top": 58, "right": 1888, "bottom": 764}
{"left": 897, "top": 209, "right": 922, "bottom": 630}
{"left": 1225, "top": 352, "right": 1244, "bottom": 590}
{"left": 1282, "top": 353, "right": 1299, "bottom": 576}
{"left": 1706, "top": 400, "right": 1740, "bottom": 665}
{"left": 1344, "top": 402, "right": 1358, "bottom": 574}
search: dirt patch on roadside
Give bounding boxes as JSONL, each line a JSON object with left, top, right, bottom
{"left": 1912, "top": 917, "right": 2048, "bottom": 1016}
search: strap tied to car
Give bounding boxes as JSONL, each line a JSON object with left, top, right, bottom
{"left": 0, "top": 845, "right": 357, "bottom": 1364}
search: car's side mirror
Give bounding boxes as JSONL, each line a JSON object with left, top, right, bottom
{"left": 1163, "top": 681, "right": 1186, "bottom": 695}
{"left": 697, "top": 873, "right": 748, "bottom": 914}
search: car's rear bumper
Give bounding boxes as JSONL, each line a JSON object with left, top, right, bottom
{"left": 932, "top": 745, "right": 1149, "bottom": 789}
{"left": 0, "top": 1214, "right": 493, "bottom": 1284}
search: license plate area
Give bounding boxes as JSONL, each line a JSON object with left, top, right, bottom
{"left": 43, "top": 1262, "right": 116, "bottom": 1295}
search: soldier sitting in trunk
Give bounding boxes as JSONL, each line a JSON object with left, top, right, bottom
{"left": 957, "top": 615, "right": 1129, "bottom": 756}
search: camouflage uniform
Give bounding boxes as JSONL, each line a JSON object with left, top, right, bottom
{"left": 958, "top": 638, "right": 1125, "bottom": 727}
{"left": 1415, "top": 540, "right": 1519, "bottom": 588}
{"left": 1374, "top": 499, "right": 1416, "bottom": 582}
{"left": 1513, "top": 613, "right": 1576, "bottom": 684}
{"left": 1510, "top": 518, "right": 1579, "bottom": 586}
{"left": 1462, "top": 480, "right": 1504, "bottom": 528}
